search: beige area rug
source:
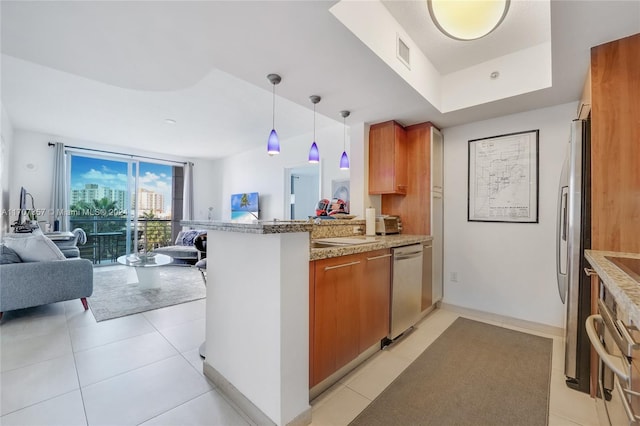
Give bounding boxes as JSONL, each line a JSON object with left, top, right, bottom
{"left": 89, "top": 265, "right": 206, "bottom": 322}
{"left": 350, "top": 317, "right": 553, "bottom": 426}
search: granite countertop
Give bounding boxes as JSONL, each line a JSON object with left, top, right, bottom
{"left": 181, "top": 220, "right": 313, "bottom": 234}
{"left": 310, "top": 234, "right": 432, "bottom": 261}
{"left": 585, "top": 250, "right": 640, "bottom": 324}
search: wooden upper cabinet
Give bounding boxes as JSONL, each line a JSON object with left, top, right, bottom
{"left": 369, "top": 121, "right": 407, "bottom": 195}
{"left": 382, "top": 122, "right": 434, "bottom": 235}
{"left": 591, "top": 33, "right": 640, "bottom": 253}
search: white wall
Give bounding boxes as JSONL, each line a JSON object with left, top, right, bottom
{"left": 1, "top": 104, "right": 14, "bottom": 235}
{"left": 442, "top": 102, "right": 577, "bottom": 328}
{"left": 192, "top": 157, "right": 223, "bottom": 221}
{"left": 350, "top": 122, "right": 382, "bottom": 217}
{"left": 217, "top": 123, "right": 350, "bottom": 221}
{"left": 8, "top": 129, "right": 220, "bottom": 225}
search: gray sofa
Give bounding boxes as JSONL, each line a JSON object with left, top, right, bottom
{"left": 0, "top": 258, "right": 94, "bottom": 319}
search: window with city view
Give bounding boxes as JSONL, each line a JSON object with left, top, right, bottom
{"left": 69, "top": 155, "right": 176, "bottom": 264}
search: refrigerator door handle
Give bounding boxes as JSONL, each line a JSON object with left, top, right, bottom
{"left": 557, "top": 185, "right": 569, "bottom": 303}
{"left": 562, "top": 191, "right": 568, "bottom": 242}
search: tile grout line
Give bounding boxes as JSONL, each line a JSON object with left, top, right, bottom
{"left": 142, "top": 311, "right": 208, "bottom": 378}
{"left": 65, "top": 301, "right": 91, "bottom": 426}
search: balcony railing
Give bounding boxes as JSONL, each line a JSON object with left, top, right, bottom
{"left": 69, "top": 217, "right": 173, "bottom": 265}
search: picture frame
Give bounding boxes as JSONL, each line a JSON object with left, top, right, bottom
{"left": 231, "top": 192, "right": 259, "bottom": 222}
{"left": 331, "top": 179, "right": 350, "bottom": 213}
{"left": 468, "top": 130, "right": 539, "bottom": 223}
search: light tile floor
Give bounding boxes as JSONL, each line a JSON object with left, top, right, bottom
{"left": 310, "top": 308, "right": 600, "bottom": 426}
{"left": 1, "top": 297, "right": 599, "bottom": 425}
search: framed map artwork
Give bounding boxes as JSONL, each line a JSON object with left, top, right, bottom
{"left": 468, "top": 130, "right": 539, "bottom": 223}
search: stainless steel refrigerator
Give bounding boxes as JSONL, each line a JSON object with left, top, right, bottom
{"left": 556, "top": 118, "right": 591, "bottom": 394}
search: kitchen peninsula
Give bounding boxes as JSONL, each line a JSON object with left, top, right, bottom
{"left": 182, "top": 219, "right": 313, "bottom": 426}
{"left": 181, "top": 219, "right": 432, "bottom": 425}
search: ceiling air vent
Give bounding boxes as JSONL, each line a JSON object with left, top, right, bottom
{"left": 396, "top": 34, "right": 411, "bottom": 70}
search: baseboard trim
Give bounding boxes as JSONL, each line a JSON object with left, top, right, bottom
{"left": 286, "top": 408, "right": 312, "bottom": 426}
{"left": 203, "top": 363, "right": 275, "bottom": 425}
{"left": 309, "top": 342, "right": 380, "bottom": 401}
{"left": 440, "top": 302, "right": 563, "bottom": 337}
{"left": 203, "top": 363, "right": 311, "bottom": 426}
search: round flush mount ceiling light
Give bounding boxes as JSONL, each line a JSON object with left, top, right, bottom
{"left": 427, "top": 0, "right": 510, "bottom": 41}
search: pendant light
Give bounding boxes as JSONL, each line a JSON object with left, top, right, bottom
{"left": 308, "top": 95, "right": 321, "bottom": 164}
{"left": 266, "top": 73, "right": 281, "bottom": 156}
{"left": 339, "top": 110, "right": 350, "bottom": 170}
{"left": 427, "top": 0, "right": 510, "bottom": 41}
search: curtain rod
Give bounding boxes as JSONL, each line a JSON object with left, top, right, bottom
{"left": 48, "top": 142, "right": 188, "bottom": 166}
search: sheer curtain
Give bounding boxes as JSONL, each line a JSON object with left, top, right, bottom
{"left": 182, "top": 162, "right": 194, "bottom": 224}
{"left": 50, "top": 142, "right": 69, "bottom": 231}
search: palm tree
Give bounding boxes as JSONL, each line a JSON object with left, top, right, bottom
{"left": 140, "top": 210, "right": 170, "bottom": 252}
{"left": 239, "top": 193, "right": 259, "bottom": 220}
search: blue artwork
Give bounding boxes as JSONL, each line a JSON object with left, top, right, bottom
{"left": 231, "top": 192, "right": 259, "bottom": 222}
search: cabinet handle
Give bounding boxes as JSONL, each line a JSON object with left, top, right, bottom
{"left": 616, "top": 380, "right": 640, "bottom": 422}
{"left": 367, "top": 253, "right": 392, "bottom": 261}
{"left": 584, "top": 267, "right": 597, "bottom": 277}
{"left": 585, "top": 314, "right": 630, "bottom": 381}
{"left": 324, "top": 261, "right": 361, "bottom": 271}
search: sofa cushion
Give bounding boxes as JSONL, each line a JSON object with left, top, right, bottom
{"left": 3, "top": 234, "right": 67, "bottom": 262}
{"left": 0, "top": 244, "right": 22, "bottom": 264}
{"left": 176, "top": 230, "right": 206, "bottom": 246}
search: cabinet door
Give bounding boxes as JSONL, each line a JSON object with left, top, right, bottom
{"left": 359, "top": 249, "right": 391, "bottom": 351}
{"left": 312, "top": 254, "right": 361, "bottom": 386}
{"left": 369, "top": 121, "right": 407, "bottom": 194}
{"left": 422, "top": 242, "right": 433, "bottom": 311}
{"left": 591, "top": 33, "right": 640, "bottom": 253}
{"left": 432, "top": 195, "right": 443, "bottom": 303}
{"left": 431, "top": 126, "right": 443, "bottom": 192}
{"left": 381, "top": 121, "right": 432, "bottom": 235}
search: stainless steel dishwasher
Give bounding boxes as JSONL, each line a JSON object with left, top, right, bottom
{"left": 389, "top": 244, "right": 424, "bottom": 340}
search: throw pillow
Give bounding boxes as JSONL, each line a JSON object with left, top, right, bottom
{"left": 0, "top": 244, "right": 22, "bottom": 264}
{"left": 181, "top": 230, "right": 206, "bottom": 246}
{"left": 3, "top": 234, "right": 67, "bottom": 262}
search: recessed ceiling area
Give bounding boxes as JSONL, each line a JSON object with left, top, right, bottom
{"left": 382, "top": 0, "right": 551, "bottom": 74}
{"left": 331, "top": 0, "right": 552, "bottom": 113}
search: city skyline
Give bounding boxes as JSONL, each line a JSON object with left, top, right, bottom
{"left": 70, "top": 155, "right": 172, "bottom": 215}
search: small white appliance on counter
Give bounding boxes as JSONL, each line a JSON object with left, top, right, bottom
{"left": 375, "top": 215, "right": 401, "bottom": 235}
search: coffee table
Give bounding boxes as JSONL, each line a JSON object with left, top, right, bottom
{"left": 116, "top": 253, "right": 173, "bottom": 288}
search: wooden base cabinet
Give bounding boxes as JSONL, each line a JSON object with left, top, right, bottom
{"left": 359, "top": 249, "right": 392, "bottom": 351}
{"left": 310, "top": 249, "right": 391, "bottom": 387}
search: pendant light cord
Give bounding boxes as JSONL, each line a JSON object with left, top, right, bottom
{"left": 313, "top": 103, "right": 316, "bottom": 141}
{"left": 272, "top": 84, "right": 276, "bottom": 129}
{"left": 343, "top": 116, "right": 346, "bottom": 150}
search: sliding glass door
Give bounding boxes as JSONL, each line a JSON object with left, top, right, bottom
{"left": 68, "top": 153, "right": 174, "bottom": 264}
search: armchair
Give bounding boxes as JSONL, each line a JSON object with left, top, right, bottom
{"left": 152, "top": 230, "right": 207, "bottom": 264}
{"left": 53, "top": 228, "right": 87, "bottom": 258}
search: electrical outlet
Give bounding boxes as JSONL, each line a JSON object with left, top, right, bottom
{"left": 450, "top": 272, "right": 458, "bottom": 282}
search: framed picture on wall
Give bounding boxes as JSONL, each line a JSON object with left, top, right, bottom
{"left": 468, "top": 130, "right": 539, "bottom": 223}
{"left": 331, "top": 179, "right": 350, "bottom": 213}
